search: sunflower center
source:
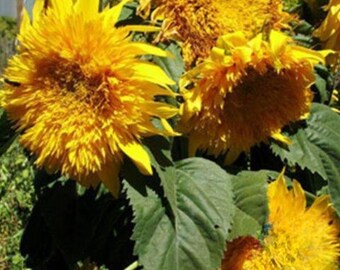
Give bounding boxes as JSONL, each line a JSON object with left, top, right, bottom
{"left": 220, "top": 65, "right": 310, "bottom": 149}
{"left": 227, "top": 67, "right": 288, "bottom": 106}
{"left": 38, "top": 58, "right": 108, "bottom": 108}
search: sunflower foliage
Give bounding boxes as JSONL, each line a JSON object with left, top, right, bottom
{"left": 0, "top": 0, "right": 339, "bottom": 270}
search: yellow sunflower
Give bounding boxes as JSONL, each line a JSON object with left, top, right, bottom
{"left": 222, "top": 172, "right": 340, "bottom": 270}
{"left": 314, "top": 0, "right": 340, "bottom": 51}
{"left": 179, "top": 31, "right": 327, "bottom": 164}
{"left": 137, "top": 0, "right": 295, "bottom": 66}
{"left": 1, "top": 0, "right": 178, "bottom": 196}
{"left": 314, "top": 0, "right": 340, "bottom": 68}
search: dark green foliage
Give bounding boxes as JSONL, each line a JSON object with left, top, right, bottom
{"left": 228, "top": 171, "right": 269, "bottom": 240}
{"left": 0, "top": 141, "right": 35, "bottom": 270}
{"left": 271, "top": 103, "right": 340, "bottom": 215}
{"left": 21, "top": 179, "right": 135, "bottom": 270}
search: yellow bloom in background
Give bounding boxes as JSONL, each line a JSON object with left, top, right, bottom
{"left": 1, "top": 0, "right": 178, "bottom": 196}
{"left": 179, "top": 31, "right": 326, "bottom": 164}
{"left": 314, "top": 0, "right": 340, "bottom": 51}
{"left": 222, "top": 173, "right": 340, "bottom": 270}
{"left": 314, "top": 0, "right": 340, "bottom": 68}
{"left": 138, "top": 0, "right": 294, "bottom": 66}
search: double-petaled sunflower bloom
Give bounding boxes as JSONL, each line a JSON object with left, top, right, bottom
{"left": 179, "top": 31, "right": 327, "bottom": 163}
{"left": 221, "top": 173, "right": 340, "bottom": 270}
{"left": 138, "top": 0, "right": 295, "bottom": 66}
{"left": 1, "top": 0, "right": 178, "bottom": 195}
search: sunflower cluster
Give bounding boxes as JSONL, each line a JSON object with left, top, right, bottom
{"left": 0, "top": 0, "right": 339, "bottom": 268}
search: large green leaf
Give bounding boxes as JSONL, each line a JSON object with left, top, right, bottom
{"left": 270, "top": 103, "right": 340, "bottom": 215}
{"left": 228, "top": 170, "right": 268, "bottom": 240}
{"left": 0, "top": 108, "right": 16, "bottom": 156}
{"left": 125, "top": 158, "right": 235, "bottom": 270}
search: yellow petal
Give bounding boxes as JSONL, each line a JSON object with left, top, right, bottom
{"left": 249, "top": 33, "right": 264, "bottom": 51}
{"left": 127, "top": 42, "right": 170, "bottom": 57}
{"left": 292, "top": 180, "right": 307, "bottom": 209}
{"left": 20, "top": 8, "right": 31, "bottom": 35}
{"left": 271, "top": 132, "right": 292, "bottom": 145}
{"left": 122, "top": 25, "right": 161, "bottom": 33}
{"left": 50, "top": 0, "right": 73, "bottom": 17}
{"left": 267, "top": 168, "right": 287, "bottom": 201}
{"left": 310, "top": 195, "right": 330, "bottom": 213}
{"left": 74, "top": 0, "right": 99, "bottom": 18}
{"left": 132, "top": 62, "right": 175, "bottom": 85}
{"left": 269, "top": 30, "right": 290, "bottom": 57}
{"left": 142, "top": 102, "right": 178, "bottom": 118}
{"left": 217, "top": 32, "right": 248, "bottom": 50}
{"left": 103, "top": 0, "right": 131, "bottom": 25}
{"left": 98, "top": 162, "right": 121, "bottom": 198}
{"left": 119, "top": 141, "right": 152, "bottom": 175}
{"left": 160, "top": 118, "right": 181, "bottom": 136}
{"left": 32, "top": 0, "right": 45, "bottom": 20}
{"left": 211, "top": 47, "right": 225, "bottom": 62}
{"left": 290, "top": 46, "right": 328, "bottom": 64}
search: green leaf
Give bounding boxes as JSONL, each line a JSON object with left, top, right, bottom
{"left": 228, "top": 170, "right": 268, "bottom": 240}
{"left": 125, "top": 158, "right": 235, "bottom": 270}
{"left": 314, "top": 72, "right": 328, "bottom": 103}
{"left": 117, "top": 2, "right": 140, "bottom": 24}
{"left": 0, "top": 108, "right": 16, "bottom": 156}
{"left": 152, "top": 42, "right": 185, "bottom": 92}
{"left": 293, "top": 20, "right": 313, "bottom": 35}
{"left": 312, "top": 64, "right": 331, "bottom": 104}
{"left": 270, "top": 103, "right": 340, "bottom": 215}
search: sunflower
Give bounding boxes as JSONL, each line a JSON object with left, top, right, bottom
{"left": 222, "top": 172, "right": 340, "bottom": 270}
{"left": 179, "top": 31, "right": 327, "bottom": 164}
{"left": 1, "top": 0, "right": 178, "bottom": 196}
{"left": 137, "top": 0, "right": 295, "bottom": 66}
{"left": 314, "top": 0, "right": 340, "bottom": 51}
{"left": 314, "top": 0, "right": 340, "bottom": 68}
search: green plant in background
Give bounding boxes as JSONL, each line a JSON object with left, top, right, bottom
{"left": 0, "top": 16, "right": 17, "bottom": 71}
{"left": 0, "top": 15, "right": 35, "bottom": 270}
{"left": 0, "top": 141, "right": 34, "bottom": 270}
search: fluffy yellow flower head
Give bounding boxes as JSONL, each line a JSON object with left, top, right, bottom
{"left": 242, "top": 173, "right": 340, "bottom": 269}
{"left": 138, "top": 0, "right": 294, "bottom": 66}
{"left": 314, "top": 0, "right": 340, "bottom": 51}
{"left": 179, "top": 31, "right": 326, "bottom": 164}
{"left": 1, "top": 0, "right": 178, "bottom": 195}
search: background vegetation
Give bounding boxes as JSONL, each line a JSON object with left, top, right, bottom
{"left": 0, "top": 16, "right": 34, "bottom": 270}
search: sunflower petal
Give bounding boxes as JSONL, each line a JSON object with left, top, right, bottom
{"left": 119, "top": 141, "right": 152, "bottom": 175}
{"left": 271, "top": 132, "right": 292, "bottom": 145}
{"left": 32, "top": 0, "right": 45, "bottom": 20}
{"left": 132, "top": 62, "right": 175, "bottom": 85}
{"left": 50, "top": 0, "right": 73, "bottom": 17}
{"left": 98, "top": 162, "right": 121, "bottom": 198}
{"left": 74, "top": 0, "right": 99, "bottom": 18}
